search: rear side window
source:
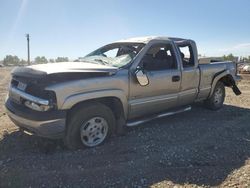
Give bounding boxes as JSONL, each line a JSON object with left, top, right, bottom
{"left": 178, "top": 45, "right": 194, "bottom": 67}
{"left": 141, "top": 43, "right": 177, "bottom": 71}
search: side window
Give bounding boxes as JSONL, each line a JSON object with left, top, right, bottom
{"left": 178, "top": 45, "right": 194, "bottom": 67}
{"left": 142, "top": 44, "right": 177, "bottom": 71}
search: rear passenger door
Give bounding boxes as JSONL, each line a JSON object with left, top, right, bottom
{"left": 128, "top": 42, "right": 181, "bottom": 119}
{"left": 176, "top": 42, "right": 199, "bottom": 105}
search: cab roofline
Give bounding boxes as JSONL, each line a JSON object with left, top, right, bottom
{"left": 115, "top": 36, "right": 191, "bottom": 44}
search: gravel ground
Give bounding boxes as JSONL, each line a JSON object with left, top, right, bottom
{"left": 0, "top": 67, "right": 250, "bottom": 188}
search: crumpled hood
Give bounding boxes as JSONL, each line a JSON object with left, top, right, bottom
{"left": 12, "top": 62, "right": 118, "bottom": 78}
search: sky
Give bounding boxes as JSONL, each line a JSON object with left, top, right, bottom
{"left": 0, "top": 0, "right": 250, "bottom": 60}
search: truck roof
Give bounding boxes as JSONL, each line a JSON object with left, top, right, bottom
{"left": 116, "top": 36, "right": 191, "bottom": 44}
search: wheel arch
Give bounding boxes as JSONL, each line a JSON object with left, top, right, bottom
{"left": 63, "top": 90, "right": 128, "bottom": 121}
{"left": 209, "top": 70, "right": 235, "bottom": 98}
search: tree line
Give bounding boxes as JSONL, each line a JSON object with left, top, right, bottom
{"left": 222, "top": 54, "right": 250, "bottom": 62}
{"left": 1, "top": 54, "right": 250, "bottom": 66}
{"left": 0, "top": 55, "right": 70, "bottom": 66}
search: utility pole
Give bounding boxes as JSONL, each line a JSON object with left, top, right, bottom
{"left": 26, "top": 34, "right": 30, "bottom": 65}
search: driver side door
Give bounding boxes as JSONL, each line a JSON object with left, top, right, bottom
{"left": 128, "top": 42, "right": 181, "bottom": 119}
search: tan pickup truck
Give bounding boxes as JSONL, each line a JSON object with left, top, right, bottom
{"left": 5, "top": 36, "right": 241, "bottom": 149}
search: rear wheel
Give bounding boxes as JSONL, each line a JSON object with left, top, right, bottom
{"left": 204, "top": 81, "right": 225, "bottom": 110}
{"left": 64, "top": 102, "right": 115, "bottom": 150}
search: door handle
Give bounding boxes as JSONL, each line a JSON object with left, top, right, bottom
{"left": 172, "top": 75, "right": 180, "bottom": 82}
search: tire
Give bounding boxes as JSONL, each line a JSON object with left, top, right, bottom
{"left": 64, "top": 102, "right": 116, "bottom": 150}
{"left": 204, "top": 81, "right": 225, "bottom": 110}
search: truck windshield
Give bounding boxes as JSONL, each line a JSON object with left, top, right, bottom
{"left": 81, "top": 43, "right": 145, "bottom": 68}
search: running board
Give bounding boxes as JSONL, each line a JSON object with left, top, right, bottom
{"left": 126, "top": 106, "right": 191, "bottom": 127}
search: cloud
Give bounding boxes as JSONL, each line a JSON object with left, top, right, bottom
{"left": 218, "top": 43, "right": 250, "bottom": 56}
{"left": 6, "top": 0, "right": 28, "bottom": 45}
{"left": 233, "top": 43, "right": 250, "bottom": 49}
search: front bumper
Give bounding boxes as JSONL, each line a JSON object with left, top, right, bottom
{"left": 5, "top": 99, "right": 66, "bottom": 139}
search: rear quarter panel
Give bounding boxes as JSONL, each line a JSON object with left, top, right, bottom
{"left": 198, "top": 61, "right": 236, "bottom": 100}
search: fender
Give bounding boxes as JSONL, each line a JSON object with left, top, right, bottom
{"left": 61, "top": 89, "right": 129, "bottom": 118}
{"left": 209, "top": 70, "right": 241, "bottom": 98}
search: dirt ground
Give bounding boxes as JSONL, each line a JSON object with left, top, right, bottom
{"left": 0, "top": 67, "right": 250, "bottom": 188}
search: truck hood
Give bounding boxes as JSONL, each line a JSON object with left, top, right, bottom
{"left": 12, "top": 62, "right": 118, "bottom": 79}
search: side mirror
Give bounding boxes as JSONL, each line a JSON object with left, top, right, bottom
{"left": 134, "top": 67, "right": 149, "bottom": 86}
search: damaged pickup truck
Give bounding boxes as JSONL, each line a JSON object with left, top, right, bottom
{"left": 5, "top": 36, "right": 241, "bottom": 149}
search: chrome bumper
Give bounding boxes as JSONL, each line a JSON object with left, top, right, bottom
{"left": 9, "top": 87, "right": 49, "bottom": 105}
{"left": 235, "top": 75, "right": 242, "bottom": 84}
{"left": 5, "top": 99, "right": 66, "bottom": 139}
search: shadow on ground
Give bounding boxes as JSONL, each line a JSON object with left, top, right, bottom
{"left": 0, "top": 104, "right": 250, "bottom": 187}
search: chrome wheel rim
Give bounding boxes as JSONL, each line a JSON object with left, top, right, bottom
{"left": 80, "top": 117, "right": 108, "bottom": 147}
{"left": 214, "top": 87, "right": 223, "bottom": 104}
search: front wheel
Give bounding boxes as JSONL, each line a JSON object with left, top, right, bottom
{"left": 64, "top": 102, "right": 115, "bottom": 150}
{"left": 204, "top": 81, "right": 225, "bottom": 110}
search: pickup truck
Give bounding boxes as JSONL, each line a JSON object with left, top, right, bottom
{"left": 5, "top": 36, "right": 241, "bottom": 149}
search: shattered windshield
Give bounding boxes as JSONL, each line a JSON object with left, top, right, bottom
{"left": 81, "top": 43, "right": 145, "bottom": 68}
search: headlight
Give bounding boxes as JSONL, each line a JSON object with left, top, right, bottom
{"left": 24, "top": 100, "right": 51, "bottom": 111}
